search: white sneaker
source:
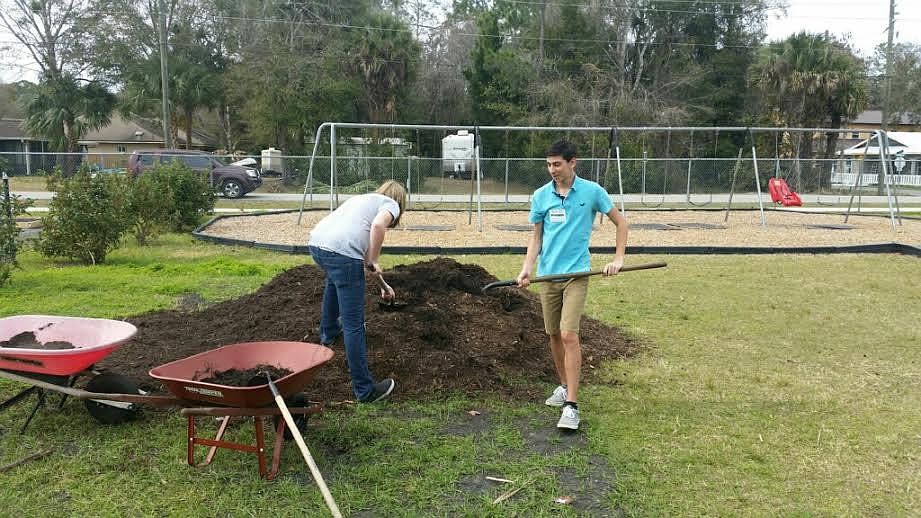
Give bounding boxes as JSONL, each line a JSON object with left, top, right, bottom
{"left": 544, "top": 385, "right": 567, "bottom": 407}
{"left": 557, "top": 405, "right": 581, "bottom": 430}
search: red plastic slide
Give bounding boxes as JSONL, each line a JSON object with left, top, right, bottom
{"left": 768, "top": 178, "right": 803, "bottom": 207}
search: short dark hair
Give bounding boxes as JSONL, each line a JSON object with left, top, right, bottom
{"left": 546, "top": 139, "right": 577, "bottom": 161}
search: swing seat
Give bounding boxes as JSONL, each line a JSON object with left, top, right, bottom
{"left": 768, "top": 178, "right": 802, "bottom": 207}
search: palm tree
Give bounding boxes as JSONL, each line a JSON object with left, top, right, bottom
{"left": 23, "top": 74, "right": 116, "bottom": 154}
{"left": 749, "top": 32, "right": 867, "bottom": 157}
{"left": 348, "top": 13, "right": 421, "bottom": 124}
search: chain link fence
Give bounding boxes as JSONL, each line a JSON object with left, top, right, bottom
{"left": 3, "top": 128, "right": 918, "bottom": 208}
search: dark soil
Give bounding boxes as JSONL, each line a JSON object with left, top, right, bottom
{"left": 199, "top": 365, "right": 292, "bottom": 387}
{"left": 98, "top": 258, "right": 640, "bottom": 402}
{"left": 0, "top": 331, "right": 75, "bottom": 350}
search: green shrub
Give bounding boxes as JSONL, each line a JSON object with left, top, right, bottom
{"left": 0, "top": 183, "right": 33, "bottom": 286}
{"left": 38, "top": 167, "right": 131, "bottom": 264}
{"left": 126, "top": 171, "right": 176, "bottom": 246}
{"left": 150, "top": 162, "right": 215, "bottom": 230}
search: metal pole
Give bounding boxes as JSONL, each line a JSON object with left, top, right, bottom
{"left": 406, "top": 155, "right": 412, "bottom": 209}
{"left": 724, "top": 147, "right": 744, "bottom": 223}
{"left": 329, "top": 124, "right": 336, "bottom": 211}
{"left": 2, "top": 172, "right": 11, "bottom": 221}
{"left": 752, "top": 142, "right": 766, "bottom": 227}
{"left": 879, "top": 0, "right": 896, "bottom": 194}
{"left": 158, "top": 0, "right": 172, "bottom": 149}
{"left": 879, "top": 131, "right": 898, "bottom": 229}
{"left": 475, "top": 126, "right": 482, "bottom": 232}
{"left": 298, "top": 124, "right": 327, "bottom": 225}
{"left": 504, "top": 158, "right": 509, "bottom": 206}
{"left": 844, "top": 132, "right": 871, "bottom": 223}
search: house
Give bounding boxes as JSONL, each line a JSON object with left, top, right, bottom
{"left": 0, "top": 118, "right": 52, "bottom": 175}
{"left": 833, "top": 131, "right": 921, "bottom": 185}
{"left": 843, "top": 110, "right": 920, "bottom": 144}
{"left": 79, "top": 113, "right": 218, "bottom": 170}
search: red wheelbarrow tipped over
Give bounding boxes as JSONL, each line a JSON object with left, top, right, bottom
{"left": 149, "top": 341, "right": 334, "bottom": 408}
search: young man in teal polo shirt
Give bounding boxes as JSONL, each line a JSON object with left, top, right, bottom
{"left": 516, "top": 139, "right": 629, "bottom": 430}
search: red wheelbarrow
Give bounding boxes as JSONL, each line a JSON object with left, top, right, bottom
{"left": 1, "top": 315, "right": 335, "bottom": 479}
{"left": 149, "top": 341, "right": 334, "bottom": 480}
{"left": 0, "top": 314, "right": 167, "bottom": 429}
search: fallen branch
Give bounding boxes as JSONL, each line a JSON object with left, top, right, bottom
{"left": 0, "top": 448, "right": 54, "bottom": 473}
{"left": 492, "top": 478, "right": 534, "bottom": 505}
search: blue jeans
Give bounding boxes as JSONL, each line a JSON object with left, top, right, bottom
{"left": 309, "top": 246, "right": 374, "bottom": 401}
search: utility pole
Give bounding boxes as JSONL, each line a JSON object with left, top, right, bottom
{"left": 158, "top": 0, "right": 173, "bottom": 149}
{"left": 878, "top": 0, "right": 896, "bottom": 194}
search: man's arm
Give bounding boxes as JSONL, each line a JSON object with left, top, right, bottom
{"left": 603, "top": 206, "right": 628, "bottom": 275}
{"left": 516, "top": 222, "right": 543, "bottom": 287}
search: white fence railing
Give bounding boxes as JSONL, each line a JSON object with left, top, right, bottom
{"left": 830, "top": 173, "right": 921, "bottom": 187}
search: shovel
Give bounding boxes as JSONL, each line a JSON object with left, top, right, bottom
{"left": 263, "top": 372, "right": 343, "bottom": 518}
{"left": 481, "top": 262, "right": 668, "bottom": 293}
{"left": 367, "top": 265, "right": 409, "bottom": 311}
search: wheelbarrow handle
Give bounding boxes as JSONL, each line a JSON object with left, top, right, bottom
{"left": 481, "top": 262, "right": 667, "bottom": 293}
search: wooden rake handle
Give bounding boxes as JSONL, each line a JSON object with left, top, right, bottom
{"left": 481, "top": 262, "right": 667, "bottom": 293}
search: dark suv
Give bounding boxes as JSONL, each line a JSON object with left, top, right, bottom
{"left": 127, "top": 149, "right": 262, "bottom": 198}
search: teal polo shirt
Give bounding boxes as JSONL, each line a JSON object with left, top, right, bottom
{"left": 528, "top": 175, "right": 613, "bottom": 276}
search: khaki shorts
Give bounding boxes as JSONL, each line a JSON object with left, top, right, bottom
{"left": 539, "top": 276, "right": 589, "bottom": 334}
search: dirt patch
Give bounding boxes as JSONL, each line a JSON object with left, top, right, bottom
{"left": 98, "top": 258, "right": 640, "bottom": 402}
{"left": 556, "top": 456, "right": 621, "bottom": 517}
{"left": 199, "top": 365, "right": 292, "bottom": 387}
{"left": 0, "top": 332, "right": 75, "bottom": 350}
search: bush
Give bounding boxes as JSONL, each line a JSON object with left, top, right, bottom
{"left": 126, "top": 171, "right": 176, "bottom": 246}
{"left": 150, "top": 161, "right": 215, "bottom": 230}
{"left": 0, "top": 185, "right": 33, "bottom": 286}
{"left": 38, "top": 166, "right": 130, "bottom": 264}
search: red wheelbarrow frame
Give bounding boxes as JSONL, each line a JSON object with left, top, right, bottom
{"left": 149, "top": 341, "right": 335, "bottom": 480}
{"left": 1, "top": 328, "right": 335, "bottom": 480}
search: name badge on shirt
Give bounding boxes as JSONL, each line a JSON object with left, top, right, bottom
{"left": 549, "top": 208, "right": 566, "bottom": 223}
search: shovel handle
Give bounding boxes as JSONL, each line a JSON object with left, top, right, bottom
{"left": 264, "top": 373, "right": 343, "bottom": 518}
{"left": 481, "top": 261, "right": 667, "bottom": 293}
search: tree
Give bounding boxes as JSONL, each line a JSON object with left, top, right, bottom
{"left": 869, "top": 43, "right": 921, "bottom": 124}
{"left": 347, "top": 12, "right": 421, "bottom": 124}
{"left": 0, "top": 0, "right": 114, "bottom": 152}
{"left": 89, "top": 0, "right": 224, "bottom": 147}
{"left": 749, "top": 31, "right": 867, "bottom": 158}
{"left": 22, "top": 74, "right": 115, "bottom": 153}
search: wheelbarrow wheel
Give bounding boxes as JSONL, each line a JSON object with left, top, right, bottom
{"left": 83, "top": 373, "right": 141, "bottom": 425}
{"left": 274, "top": 392, "right": 310, "bottom": 440}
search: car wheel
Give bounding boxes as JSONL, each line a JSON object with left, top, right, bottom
{"left": 222, "top": 179, "right": 243, "bottom": 198}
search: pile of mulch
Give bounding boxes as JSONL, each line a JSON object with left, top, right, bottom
{"left": 97, "top": 258, "right": 641, "bottom": 402}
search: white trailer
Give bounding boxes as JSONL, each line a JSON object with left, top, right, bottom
{"left": 441, "top": 130, "right": 475, "bottom": 179}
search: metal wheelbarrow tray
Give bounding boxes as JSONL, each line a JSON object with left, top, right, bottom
{"left": 149, "top": 341, "right": 334, "bottom": 408}
{"left": 0, "top": 315, "right": 138, "bottom": 376}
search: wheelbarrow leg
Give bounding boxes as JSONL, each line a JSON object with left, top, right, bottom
{"left": 21, "top": 388, "right": 47, "bottom": 433}
{"left": 0, "top": 385, "right": 39, "bottom": 412}
{"left": 0, "top": 386, "right": 46, "bottom": 433}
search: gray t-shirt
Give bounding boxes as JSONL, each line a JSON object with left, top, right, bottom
{"left": 308, "top": 193, "right": 400, "bottom": 260}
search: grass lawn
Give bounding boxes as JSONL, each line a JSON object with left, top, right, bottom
{"left": 1, "top": 237, "right": 920, "bottom": 515}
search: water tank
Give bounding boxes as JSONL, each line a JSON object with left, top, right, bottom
{"left": 261, "top": 148, "right": 283, "bottom": 175}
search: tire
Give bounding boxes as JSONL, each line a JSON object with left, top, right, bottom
{"left": 273, "top": 393, "right": 310, "bottom": 440}
{"left": 222, "top": 179, "right": 244, "bottom": 198}
{"left": 83, "top": 373, "right": 142, "bottom": 425}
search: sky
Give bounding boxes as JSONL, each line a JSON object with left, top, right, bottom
{"left": 763, "top": 0, "right": 921, "bottom": 58}
{"left": 1, "top": 0, "right": 919, "bottom": 84}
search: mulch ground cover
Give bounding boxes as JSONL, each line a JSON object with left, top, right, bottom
{"left": 98, "top": 258, "right": 640, "bottom": 402}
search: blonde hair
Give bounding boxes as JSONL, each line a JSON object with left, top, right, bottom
{"left": 376, "top": 180, "right": 407, "bottom": 227}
